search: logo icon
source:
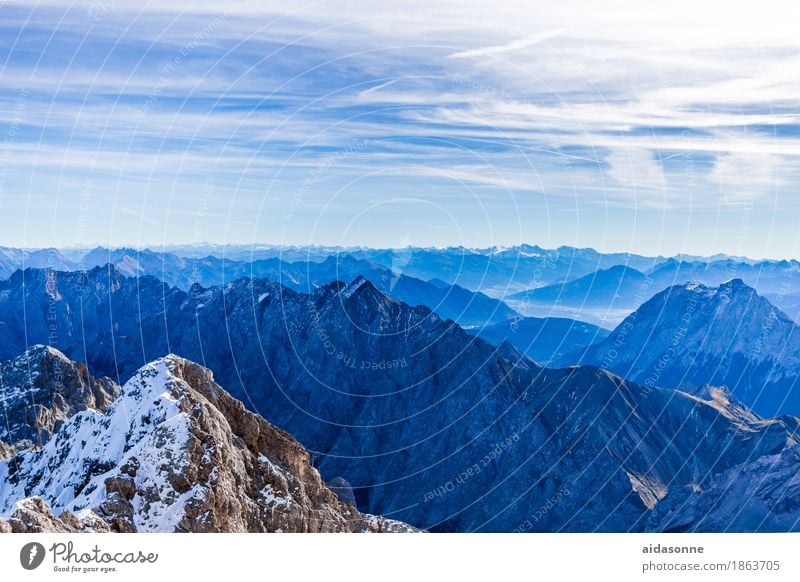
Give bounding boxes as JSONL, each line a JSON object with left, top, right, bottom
{"left": 20, "top": 542, "right": 46, "bottom": 570}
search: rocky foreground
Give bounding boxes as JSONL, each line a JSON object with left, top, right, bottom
{"left": 0, "top": 347, "right": 415, "bottom": 533}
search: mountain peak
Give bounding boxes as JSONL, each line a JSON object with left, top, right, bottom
{"left": 574, "top": 275, "right": 800, "bottom": 416}
{"left": 338, "top": 275, "right": 388, "bottom": 304}
{"left": 0, "top": 351, "right": 417, "bottom": 533}
{"left": 719, "top": 277, "right": 751, "bottom": 291}
{"left": 18, "top": 344, "right": 72, "bottom": 364}
{"left": 0, "top": 347, "right": 119, "bottom": 448}
{"left": 605, "top": 264, "right": 641, "bottom": 275}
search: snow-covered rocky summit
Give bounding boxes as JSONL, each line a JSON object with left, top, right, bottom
{"left": 0, "top": 345, "right": 119, "bottom": 450}
{"left": 0, "top": 348, "right": 415, "bottom": 533}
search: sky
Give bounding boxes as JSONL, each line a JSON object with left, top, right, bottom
{"left": 1, "top": 0, "right": 799, "bottom": 258}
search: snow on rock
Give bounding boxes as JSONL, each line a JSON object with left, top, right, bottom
{"left": 0, "top": 496, "right": 109, "bottom": 533}
{"left": 0, "top": 354, "right": 418, "bottom": 533}
{"left": 338, "top": 276, "right": 368, "bottom": 300}
{"left": 0, "top": 345, "right": 119, "bottom": 448}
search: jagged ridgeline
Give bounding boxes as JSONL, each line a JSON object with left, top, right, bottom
{"left": 1, "top": 267, "right": 800, "bottom": 532}
{"left": 0, "top": 348, "right": 415, "bottom": 533}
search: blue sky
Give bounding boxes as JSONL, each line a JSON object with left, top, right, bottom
{"left": 1, "top": 0, "right": 799, "bottom": 258}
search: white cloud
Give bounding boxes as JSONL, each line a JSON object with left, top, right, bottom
{"left": 4, "top": 0, "right": 800, "bottom": 221}
{"left": 447, "top": 29, "right": 569, "bottom": 59}
{"left": 709, "top": 152, "right": 784, "bottom": 204}
{"left": 398, "top": 165, "right": 541, "bottom": 192}
{"left": 604, "top": 147, "right": 667, "bottom": 193}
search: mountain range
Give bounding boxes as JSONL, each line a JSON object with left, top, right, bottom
{"left": 506, "top": 258, "right": 800, "bottom": 325}
{"left": 2, "top": 266, "right": 800, "bottom": 531}
{"left": 0, "top": 248, "right": 516, "bottom": 328}
{"left": 507, "top": 265, "right": 653, "bottom": 326}
{"left": 6, "top": 245, "right": 800, "bottom": 324}
{"left": 0, "top": 244, "right": 667, "bottom": 298}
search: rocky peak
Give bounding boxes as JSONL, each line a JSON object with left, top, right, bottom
{"left": 338, "top": 275, "right": 383, "bottom": 302}
{"left": 0, "top": 345, "right": 119, "bottom": 448}
{"left": 336, "top": 275, "right": 433, "bottom": 325}
{"left": 0, "top": 352, "right": 417, "bottom": 533}
{"left": 0, "top": 497, "right": 109, "bottom": 533}
{"left": 572, "top": 278, "right": 800, "bottom": 416}
{"left": 720, "top": 277, "right": 747, "bottom": 289}
{"left": 717, "top": 277, "right": 759, "bottom": 298}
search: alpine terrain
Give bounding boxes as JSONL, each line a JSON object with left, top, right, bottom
{"left": 0, "top": 347, "right": 415, "bottom": 533}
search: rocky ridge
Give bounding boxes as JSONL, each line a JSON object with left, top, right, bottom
{"left": 0, "top": 348, "right": 415, "bottom": 533}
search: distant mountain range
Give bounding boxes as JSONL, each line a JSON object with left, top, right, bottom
{"left": 564, "top": 279, "right": 800, "bottom": 417}
{"left": 650, "top": 258, "right": 800, "bottom": 296}
{"left": 0, "top": 244, "right": 667, "bottom": 297}
{"left": 507, "top": 258, "right": 800, "bottom": 325}
{"left": 765, "top": 292, "right": 800, "bottom": 324}
{"left": 0, "top": 248, "right": 516, "bottom": 328}
{"left": 348, "top": 244, "right": 665, "bottom": 296}
{"left": 5, "top": 245, "right": 799, "bottom": 315}
{"left": 506, "top": 265, "right": 652, "bottom": 326}
{"left": 2, "top": 267, "right": 800, "bottom": 531}
{"left": 510, "top": 265, "right": 649, "bottom": 308}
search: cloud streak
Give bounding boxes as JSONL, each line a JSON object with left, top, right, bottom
{"left": 447, "top": 28, "right": 568, "bottom": 59}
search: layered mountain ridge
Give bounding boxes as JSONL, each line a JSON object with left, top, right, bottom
{"left": 2, "top": 268, "right": 800, "bottom": 531}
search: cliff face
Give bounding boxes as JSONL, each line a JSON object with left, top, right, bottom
{"left": 0, "top": 345, "right": 119, "bottom": 448}
{"left": 0, "top": 348, "right": 415, "bottom": 533}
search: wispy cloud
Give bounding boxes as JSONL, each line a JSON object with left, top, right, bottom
{"left": 447, "top": 28, "right": 568, "bottom": 59}
{"left": 120, "top": 206, "right": 161, "bottom": 226}
{"left": 1, "top": 0, "right": 799, "bottom": 256}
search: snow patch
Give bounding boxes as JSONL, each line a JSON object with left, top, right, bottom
{"left": 339, "top": 277, "right": 367, "bottom": 300}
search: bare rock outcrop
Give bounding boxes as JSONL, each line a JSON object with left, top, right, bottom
{"left": 1, "top": 497, "right": 109, "bottom": 533}
{"left": 0, "top": 354, "right": 417, "bottom": 533}
{"left": 0, "top": 345, "right": 119, "bottom": 448}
